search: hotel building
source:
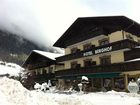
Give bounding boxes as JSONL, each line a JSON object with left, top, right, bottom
{"left": 53, "top": 16, "right": 140, "bottom": 91}
{"left": 22, "top": 50, "right": 63, "bottom": 89}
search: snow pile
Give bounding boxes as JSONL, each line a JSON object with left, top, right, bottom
{"left": 0, "top": 61, "right": 24, "bottom": 77}
{"left": 0, "top": 77, "right": 140, "bottom": 105}
{"left": 128, "top": 80, "right": 139, "bottom": 93}
{"left": 47, "top": 91, "right": 140, "bottom": 105}
{"left": 82, "top": 76, "right": 88, "bottom": 81}
{"left": 0, "top": 77, "right": 30, "bottom": 105}
{"left": 0, "top": 77, "right": 57, "bottom": 105}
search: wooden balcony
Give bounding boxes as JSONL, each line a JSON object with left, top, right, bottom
{"left": 124, "top": 48, "right": 140, "bottom": 61}
{"left": 55, "top": 60, "right": 140, "bottom": 77}
{"left": 32, "top": 73, "right": 55, "bottom": 82}
{"left": 25, "top": 61, "right": 55, "bottom": 70}
{"left": 56, "top": 39, "right": 140, "bottom": 62}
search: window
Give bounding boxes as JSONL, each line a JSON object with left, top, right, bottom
{"left": 84, "top": 59, "right": 92, "bottom": 67}
{"left": 100, "top": 55, "right": 111, "bottom": 65}
{"left": 35, "top": 70, "right": 38, "bottom": 75}
{"left": 114, "top": 78, "right": 124, "bottom": 89}
{"left": 83, "top": 43, "right": 93, "bottom": 50}
{"left": 49, "top": 67, "right": 53, "bottom": 73}
{"left": 138, "top": 39, "right": 140, "bottom": 43}
{"left": 126, "top": 34, "right": 134, "bottom": 40}
{"left": 103, "top": 78, "right": 112, "bottom": 89}
{"left": 31, "top": 71, "right": 36, "bottom": 76}
{"left": 71, "top": 47, "right": 80, "bottom": 54}
{"left": 43, "top": 68, "right": 47, "bottom": 74}
{"left": 99, "top": 38, "right": 109, "bottom": 46}
{"left": 71, "top": 61, "right": 78, "bottom": 68}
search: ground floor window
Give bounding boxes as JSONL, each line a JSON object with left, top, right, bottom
{"left": 114, "top": 78, "right": 124, "bottom": 89}
{"left": 103, "top": 78, "right": 112, "bottom": 90}
{"left": 92, "top": 78, "right": 102, "bottom": 91}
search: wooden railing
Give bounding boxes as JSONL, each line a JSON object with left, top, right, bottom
{"left": 33, "top": 73, "right": 55, "bottom": 81}
{"left": 56, "top": 39, "right": 140, "bottom": 62}
{"left": 55, "top": 60, "right": 140, "bottom": 77}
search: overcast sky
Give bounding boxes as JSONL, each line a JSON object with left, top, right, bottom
{"left": 0, "top": 0, "right": 140, "bottom": 49}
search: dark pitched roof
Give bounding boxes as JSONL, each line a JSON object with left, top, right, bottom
{"left": 53, "top": 16, "right": 140, "bottom": 48}
{"left": 22, "top": 50, "right": 63, "bottom": 70}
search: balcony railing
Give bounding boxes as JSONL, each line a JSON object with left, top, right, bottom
{"left": 33, "top": 73, "right": 55, "bottom": 81}
{"left": 26, "top": 61, "right": 55, "bottom": 70}
{"left": 55, "top": 60, "right": 140, "bottom": 77}
{"left": 56, "top": 39, "right": 140, "bottom": 62}
{"left": 124, "top": 48, "right": 140, "bottom": 61}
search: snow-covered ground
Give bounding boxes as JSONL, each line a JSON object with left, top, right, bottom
{"left": 0, "top": 61, "right": 24, "bottom": 77}
{"left": 0, "top": 77, "right": 140, "bottom": 105}
{"left": 0, "top": 61, "right": 140, "bottom": 105}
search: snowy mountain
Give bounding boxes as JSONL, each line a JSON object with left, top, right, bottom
{"left": 0, "top": 30, "right": 43, "bottom": 65}
{"left": 0, "top": 30, "right": 57, "bottom": 65}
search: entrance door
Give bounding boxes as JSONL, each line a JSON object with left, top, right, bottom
{"left": 92, "top": 78, "right": 102, "bottom": 91}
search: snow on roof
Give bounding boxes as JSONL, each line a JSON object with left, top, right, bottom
{"left": 135, "top": 46, "right": 140, "bottom": 48}
{"left": 82, "top": 76, "right": 88, "bottom": 81}
{"left": 125, "top": 58, "right": 140, "bottom": 62}
{"left": 33, "top": 50, "right": 64, "bottom": 60}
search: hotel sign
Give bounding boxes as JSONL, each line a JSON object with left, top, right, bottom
{"left": 83, "top": 51, "right": 93, "bottom": 56}
{"left": 95, "top": 46, "right": 112, "bottom": 54}
{"left": 83, "top": 46, "right": 112, "bottom": 57}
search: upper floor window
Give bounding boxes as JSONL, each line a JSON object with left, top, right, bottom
{"left": 49, "top": 67, "right": 53, "bottom": 73}
{"left": 83, "top": 43, "right": 94, "bottom": 50}
{"left": 100, "top": 55, "right": 111, "bottom": 65}
{"left": 71, "top": 61, "right": 80, "bottom": 68}
{"left": 138, "top": 39, "right": 140, "bottom": 43}
{"left": 99, "top": 38, "right": 109, "bottom": 46}
{"left": 42, "top": 68, "right": 47, "bottom": 74}
{"left": 71, "top": 47, "right": 80, "bottom": 54}
{"left": 35, "top": 70, "right": 38, "bottom": 75}
{"left": 84, "top": 59, "right": 92, "bottom": 67}
{"left": 31, "top": 71, "right": 36, "bottom": 76}
{"left": 126, "top": 34, "right": 134, "bottom": 40}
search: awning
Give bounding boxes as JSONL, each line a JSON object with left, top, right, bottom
{"left": 56, "top": 72, "right": 121, "bottom": 80}
{"left": 56, "top": 76, "right": 77, "bottom": 80}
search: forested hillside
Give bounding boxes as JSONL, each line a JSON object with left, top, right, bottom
{"left": 0, "top": 30, "right": 46, "bottom": 65}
